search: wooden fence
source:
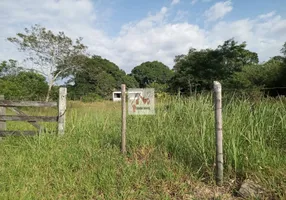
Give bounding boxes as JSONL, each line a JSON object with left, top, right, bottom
{"left": 0, "top": 87, "right": 67, "bottom": 137}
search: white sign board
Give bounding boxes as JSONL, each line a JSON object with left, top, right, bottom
{"left": 128, "top": 88, "right": 155, "bottom": 115}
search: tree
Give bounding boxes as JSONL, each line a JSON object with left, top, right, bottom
{"left": 146, "top": 82, "right": 168, "bottom": 93}
{"left": 7, "top": 24, "right": 87, "bottom": 101}
{"left": 273, "top": 42, "right": 286, "bottom": 95}
{"left": 170, "top": 39, "right": 259, "bottom": 94}
{"left": 217, "top": 39, "right": 258, "bottom": 67}
{"left": 0, "top": 59, "right": 24, "bottom": 77}
{"left": 124, "top": 74, "right": 139, "bottom": 89}
{"left": 131, "top": 61, "right": 173, "bottom": 88}
{"left": 71, "top": 55, "right": 138, "bottom": 100}
{"left": 281, "top": 42, "right": 286, "bottom": 57}
{"left": 224, "top": 56, "right": 285, "bottom": 97}
{"left": 0, "top": 60, "right": 48, "bottom": 100}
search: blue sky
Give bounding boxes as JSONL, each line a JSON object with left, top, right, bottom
{"left": 0, "top": 0, "right": 286, "bottom": 73}
{"left": 95, "top": 0, "right": 286, "bottom": 36}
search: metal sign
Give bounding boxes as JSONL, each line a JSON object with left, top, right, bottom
{"left": 128, "top": 88, "right": 155, "bottom": 115}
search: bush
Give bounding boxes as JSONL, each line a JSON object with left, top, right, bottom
{"left": 81, "top": 93, "right": 103, "bottom": 102}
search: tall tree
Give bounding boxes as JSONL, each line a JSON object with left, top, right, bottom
{"left": 131, "top": 61, "right": 173, "bottom": 88}
{"left": 170, "top": 39, "right": 259, "bottom": 94}
{"left": 7, "top": 24, "right": 87, "bottom": 101}
{"left": 71, "top": 55, "right": 138, "bottom": 99}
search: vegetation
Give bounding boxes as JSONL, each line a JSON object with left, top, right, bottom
{"left": 1, "top": 24, "right": 286, "bottom": 198}
{"left": 7, "top": 24, "right": 87, "bottom": 101}
{"left": 131, "top": 61, "right": 173, "bottom": 90}
{"left": 0, "top": 96, "right": 285, "bottom": 199}
{"left": 0, "top": 60, "right": 48, "bottom": 100}
{"left": 2, "top": 25, "right": 286, "bottom": 101}
{"left": 170, "top": 39, "right": 259, "bottom": 93}
{"left": 69, "top": 55, "right": 138, "bottom": 100}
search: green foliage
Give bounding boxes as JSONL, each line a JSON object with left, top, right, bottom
{"left": 123, "top": 74, "right": 139, "bottom": 89}
{"left": 227, "top": 64, "right": 265, "bottom": 89}
{"left": 281, "top": 42, "right": 286, "bottom": 57}
{"left": 275, "top": 44, "right": 286, "bottom": 91}
{"left": 155, "top": 91, "right": 172, "bottom": 100}
{"left": 170, "top": 39, "right": 259, "bottom": 94}
{"left": 49, "top": 85, "right": 60, "bottom": 101}
{"left": 4, "top": 25, "right": 286, "bottom": 100}
{"left": 131, "top": 61, "right": 173, "bottom": 88}
{"left": 0, "top": 60, "right": 48, "bottom": 100}
{"left": 225, "top": 54, "right": 286, "bottom": 96}
{"left": 71, "top": 55, "right": 138, "bottom": 99}
{"left": 0, "top": 60, "right": 23, "bottom": 77}
{"left": 0, "top": 71, "right": 48, "bottom": 100}
{"left": 217, "top": 39, "right": 258, "bottom": 70}
{"left": 81, "top": 93, "right": 103, "bottom": 102}
{"left": 146, "top": 82, "right": 168, "bottom": 93}
{"left": 7, "top": 24, "right": 87, "bottom": 101}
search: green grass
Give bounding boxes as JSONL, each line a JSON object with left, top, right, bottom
{"left": 0, "top": 95, "right": 285, "bottom": 199}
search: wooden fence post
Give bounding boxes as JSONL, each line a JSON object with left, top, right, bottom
{"left": 121, "top": 84, "right": 127, "bottom": 154}
{"left": 0, "top": 95, "right": 6, "bottom": 132}
{"left": 58, "top": 87, "right": 67, "bottom": 135}
{"left": 214, "top": 81, "right": 223, "bottom": 186}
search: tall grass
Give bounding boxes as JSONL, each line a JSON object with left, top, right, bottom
{"left": 0, "top": 95, "right": 285, "bottom": 199}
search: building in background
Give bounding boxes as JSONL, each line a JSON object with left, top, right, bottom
{"left": 112, "top": 90, "right": 143, "bottom": 102}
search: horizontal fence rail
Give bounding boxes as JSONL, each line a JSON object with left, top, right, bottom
{"left": 0, "top": 87, "right": 67, "bottom": 137}
{"left": 9, "top": 107, "right": 42, "bottom": 129}
{"left": 0, "top": 131, "right": 37, "bottom": 137}
{"left": 0, "top": 101, "right": 57, "bottom": 107}
{"left": 0, "top": 115, "right": 58, "bottom": 122}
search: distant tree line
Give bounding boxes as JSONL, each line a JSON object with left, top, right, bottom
{"left": 1, "top": 24, "right": 286, "bottom": 101}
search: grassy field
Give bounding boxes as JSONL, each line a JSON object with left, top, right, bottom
{"left": 0, "top": 95, "right": 285, "bottom": 199}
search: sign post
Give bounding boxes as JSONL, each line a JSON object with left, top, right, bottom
{"left": 121, "top": 84, "right": 127, "bottom": 154}
{"left": 120, "top": 87, "right": 155, "bottom": 154}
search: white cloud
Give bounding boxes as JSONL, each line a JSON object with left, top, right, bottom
{"left": 171, "top": 0, "right": 180, "bottom": 5}
{"left": 258, "top": 11, "right": 276, "bottom": 20}
{"left": 0, "top": 0, "right": 99, "bottom": 68}
{"left": 207, "top": 13, "right": 286, "bottom": 61}
{"left": 191, "top": 0, "right": 212, "bottom": 5}
{"left": 173, "top": 10, "right": 189, "bottom": 22}
{"left": 113, "top": 22, "right": 206, "bottom": 69}
{"left": 111, "top": 6, "right": 206, "bottom": 70}
{"left": 204, "top": 1, "right": 233, "bottom": 22}
{"left": 191, "top": 0, "right": 198, "bottom": 5}
{"left": 0, "top": 0, "right": 285, "bottom": 75}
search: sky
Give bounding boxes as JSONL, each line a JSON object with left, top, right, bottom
{"left": 0, "top": 0, "right": 286, "bottom": 73}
